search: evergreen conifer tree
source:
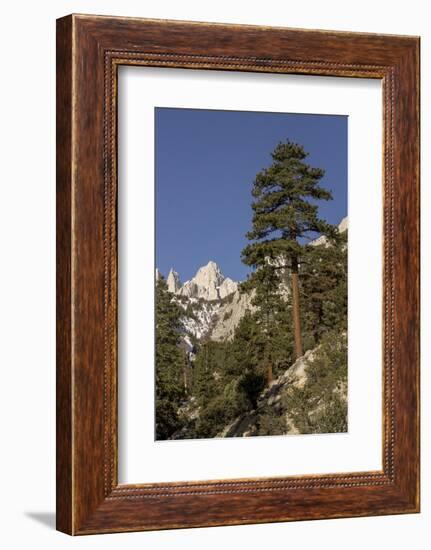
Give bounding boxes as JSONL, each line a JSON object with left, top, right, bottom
{"left": 193, "top": 340, "right": 219, "bottom": 406}
{"left": 241, "top": 266, "right": 281, "bottom": 383}
{"left": 242, "top": 140, "right": 336, "bottom": 359}
{"left": 155, "top": 277, "right": 185, "bottom": 439}
{"left": 300, "top": 231, "right": 347, "bottom": 344}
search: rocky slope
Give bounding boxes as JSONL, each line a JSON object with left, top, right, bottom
{"left": 217, "top": 342, "right": 347, "bottom": 437}
{"left": 216, "top": 350, "right": 313, "bottom": 437}
{"left": 210, "top": 290, "right": 255, "bottom": 342}
{"left": 158, "top": 261, "right": 247, "bottom": 347}
{"left": 171, "top": 337, "right": 347, "bottom": 440}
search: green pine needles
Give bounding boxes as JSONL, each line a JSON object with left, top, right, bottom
{"left": 155, "top": 278, "right": 187, "bottom": 440}
{"left": 242, "top": 140, "right": 337, "bottom": 360}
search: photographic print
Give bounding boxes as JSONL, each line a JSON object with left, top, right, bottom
{"left": 155, "top": 107, "right": 348, "bottom": 441}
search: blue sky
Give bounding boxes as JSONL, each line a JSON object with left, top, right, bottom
{"left": 155, "top": 107, "right": 347, "bottom": 283}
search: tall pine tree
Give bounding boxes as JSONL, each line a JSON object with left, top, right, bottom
{"left": 300, "top": 231, "right": 347, "bottom": 344}
{"left": 193, "top": 339, "right": 220, "bottom": 406}
{"left": 155, "top": 277, "right": 185, "bottom": 439}
{"left": 242, "top": 140, "right": 336, "bottom": 359}
{"left": 241, "top": 265, "right": 281, "bottom": 383}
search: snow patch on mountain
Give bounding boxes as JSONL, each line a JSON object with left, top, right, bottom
{"left": 176, "top": 298, "right": 221, "bottom": 343}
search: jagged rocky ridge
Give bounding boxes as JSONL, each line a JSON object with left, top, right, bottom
{"left": 167, "top": 260, "right": 238, "bottom": 301}
{"left": 157, "top": 260, "right": 253, "bottom": 349}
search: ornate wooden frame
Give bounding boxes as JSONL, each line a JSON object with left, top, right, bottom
{"left": 56, "top": 14, "right": 420, "bottom": 535}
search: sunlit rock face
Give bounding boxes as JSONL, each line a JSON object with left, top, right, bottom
{"left": 166, "top": 268, "right": 181, "bottom": 293}
{"left": 172, "top": 261, "right": 238, "bottom": 301}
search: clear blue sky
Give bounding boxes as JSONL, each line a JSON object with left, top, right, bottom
{"left": 155, "top": 107, "right": 347, "bottom": 283}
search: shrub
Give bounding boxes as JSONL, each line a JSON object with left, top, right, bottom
{"left": 237, "top": 371, "right": 266, "bottom": 409}
{"left": 256, "top": 407, "right": 287, "bottom": 436}
{"left": 284, "top": 331, "right": 347, "bottom": 434}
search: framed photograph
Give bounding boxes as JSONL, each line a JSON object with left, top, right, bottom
{"left": 56, "top": 14, "right": 420, "bottom": 534}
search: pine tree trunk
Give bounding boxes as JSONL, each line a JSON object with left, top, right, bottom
{"left": 182, "top": 357, "right": 188, "bottom": 393}
{"left": 265, "top": 310, "right": 273, "bottom": 384}
{"left": 265, "top": 350, "right": 273, "bottom": 385}
{"left": 291, "top": 256, "right": 303, "bottom": 359}
{"left": 267, "top": 360, "right": 273, "bottom": 385}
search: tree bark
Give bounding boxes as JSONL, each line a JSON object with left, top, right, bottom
{"left": 264, "top": 350, "right": 273, "bottom": 385}
{"left": 267, "top": 361, "right": 273, "bottom": 385}
{"left": 264, "top": 310, "right": 273, "bottom": 385}
{"left": 291, "top": 256, "right": 303, "bottom": 359}
{"left": 182, "top": 356, "right": 188, "bottom": 393}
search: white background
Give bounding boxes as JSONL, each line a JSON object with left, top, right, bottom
{"left": 119, "top": 68, "right": 382, "bottom": 483}
{"left": 0, "top": 1, "right": 428, "bottom": 548}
